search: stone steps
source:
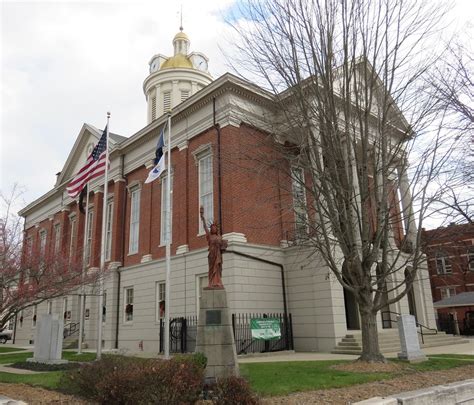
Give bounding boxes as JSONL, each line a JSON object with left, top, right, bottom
{"left": 331, "top": 330, "right": 469, "bottom": 355}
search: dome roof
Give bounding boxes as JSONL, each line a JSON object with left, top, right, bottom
{"left": 160, "top": 54, "right": 193, "bottom": 70}
{"left": 173, "top": 31, "right": 189, "bottom": 42}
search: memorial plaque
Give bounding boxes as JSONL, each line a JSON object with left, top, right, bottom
{"left": 206, "top": 310, "right": 222, "bottom": 325}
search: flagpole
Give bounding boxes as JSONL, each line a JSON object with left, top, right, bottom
{"left": 164, "top": 113, "right": 172, "bottom": 359}
{"left": 97, "top": 112, "right": 110, "bottom": 360}
{"left": 77, "top": 185, "right": 90, "bottom": 354}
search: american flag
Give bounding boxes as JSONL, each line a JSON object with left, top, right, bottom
{"left": 67, "top": 126, "right": 108, "bottom": 198}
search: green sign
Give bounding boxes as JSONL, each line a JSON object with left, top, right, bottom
{"left": 250, "top": 318, "right": 281, "bottom": 340}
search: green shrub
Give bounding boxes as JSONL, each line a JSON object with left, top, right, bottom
{"left": 61, "top": 354, "right": 204, "bottom": 404}
{"left": 213, "top": 376, "right": 260, "bottom": 405}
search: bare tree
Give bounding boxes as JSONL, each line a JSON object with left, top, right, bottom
{"left": 0, "top": 185, "right": 103, "bottom": 331}
{"left": 427, "top": 37, "right": 473, "bottom": 225}
{"left": 226, "top": 0, "right": 456, "bottom": 361}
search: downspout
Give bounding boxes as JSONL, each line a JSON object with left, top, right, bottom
{"left": 213, "top": 97, "right": 223, "bottom": 232}
{"left": 227, "top": 250, "right": 290, "bottom": 348}
{"left": 115, "top": 154, "right": 127, "bottom": 349}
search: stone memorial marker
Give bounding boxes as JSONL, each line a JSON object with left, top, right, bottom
{"left": 397, "top": 314, "right": 426, "bottom": 363}
{"left": 28, "top": 314, "right": 68, "bottom": 364}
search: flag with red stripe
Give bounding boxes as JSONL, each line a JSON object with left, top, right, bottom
{"left": 67, "top": 126, "right": 108, "bottom": 198}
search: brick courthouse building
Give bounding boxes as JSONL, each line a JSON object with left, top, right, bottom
{"left": 15, "top": 30, "right": 436, "bottom": 353}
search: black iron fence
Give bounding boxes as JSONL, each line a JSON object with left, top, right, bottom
{"left": 159, "top": 316, "right": 197, "bottom": 353}
{"left": 159, "top": 312, "right": 293, "bottom": 354}
{"left": 232, "top": 313, "right": 293, "bottom": 355}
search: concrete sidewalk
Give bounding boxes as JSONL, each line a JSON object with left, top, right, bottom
{"left": 238, "top": 339, "right": 474, "bottom": 363}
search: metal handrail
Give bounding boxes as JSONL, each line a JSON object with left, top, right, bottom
{"left": 380, "top": 310, "right": 438, "bottom": 344}
{"left": 63, "top": 322, "right": 80, "bottom": 339}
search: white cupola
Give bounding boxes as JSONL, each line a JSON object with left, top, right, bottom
{"left": 143, "top": 28, "right": 212, "bottom": 123}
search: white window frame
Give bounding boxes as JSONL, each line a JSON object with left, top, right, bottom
{"left": 32, "top": 305, "right": 37, "bottom": 328}
{"left": 102, "top": 291, "right": 107, "bottom": 323}
{"left": 124, "top": 287, "right": 134, "bottom": 323}
{"left": 85, "top": 210, "right": 94, "bottom": 265}
{"left": 69, "top": 215, "right": 77, "bottom": 263}
{"left": 53, "top": 223, "right": 61, "bottom": 255}
{"left": 129, "top": 187, "right": 141, "bottom": 254}
{"left": 436, "top": 252, "right": 452, "bottom": 275}
{"left": 160, "top": 173, "right": 173, "bottom": 245}
{"left": 468, "top": 249, "right": 474, "bottom": 272}
{"left": 440, "top": 287, "right": 456, "bottom": 300}
{"left": 198, "top": 151, "right": 213, "bottom": 235}
{"left": 196, "top": 274, "right": 208, "bottom": 316}
{"left": 291, "top": 166, "right": 308, "bottom": 239}
{"left": 39, "top": 230, "right": 47, "bottom": 257}
{"left": 63, "top": 297, "right": 70, "bottom": 321}
{"left": 156, "top": 281, "right": 166, "bottom": 322}
{"left": 105, "top": 199, "right": 114, "bottom": 261}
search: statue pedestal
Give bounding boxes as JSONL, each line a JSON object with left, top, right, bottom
{"left": 196, "top": 288, "right": 239, "bottom": 381}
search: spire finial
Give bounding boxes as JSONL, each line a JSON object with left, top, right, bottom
{"left": 179, "top": 5, "right": 183, "bottom": 31}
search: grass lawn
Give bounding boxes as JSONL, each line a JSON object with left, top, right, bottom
{"left": 0, "top": 351, "right": 95, "bottom": 365}
{"left": 0, "top": 347, "right": 26, "bottom": 354}
{"left": 240, "top": 357, "right": 474, "bottom": 396}
{"left": 0, "top": 355, "right": 472, "bottom": 396}
{"left": 0, "top": 371, "right": 62, "bottom": 389}
{"left": 427, "top": 354, "right": 474, "bottom": 360}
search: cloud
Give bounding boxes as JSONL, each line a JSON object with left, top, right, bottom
{"left": 1, "top": 0, "right": 236, "bottom": 205}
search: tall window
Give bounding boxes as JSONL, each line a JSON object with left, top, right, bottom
{"left": 124, "top": 287, "right": 134, "bottom": 323}
{"left": 32, "top": 305, "right": 37, "bottom": 328}
{"left": 198, "top": 153, "right": 213, "bottom": 234}
{"left": 129, "top": 188, "right": 141, "bottom": 254}
{"left": 25, "top": 237, "right": 32, "bottom": 263}
{"left": 105, "top": 199, "right": 114, "bottom": 261}
{"left": 163, "top": 92, "right": 171, "bottom": 112}
{"left": 196, "top": 274, "right": 208, "bottom": 316}
{"left": 54, "top": 223, "right": 61, "bottom": 254}
{"left": 69, "top": 216, "right": 76, "bottom": 263}
{"left": 468, "top": 249, "right": 474, "bottom": 272}
{"left": 63, "top": 297, "right": 71, "bottom": 321}
{"left": 39, "top": 230, "right": 47, "bottom": 257}
{"left": 102, "top": 292, "right": 107, "bottom": 323}
{"left": 291, "top": 167, "right": 308, "bottom": 239}
{"left": 85, "top": 210, "right": 94, "bottom": 265}
{"left": 160, "top": 174, "right": 173, "bottom": 245}
{"left": 436, "top": 252, "right": 452, "bottom": 275}
{"left": 156, "top": 282, "right": 166, "bottom": 322}
{"left": 47, "top": 301, "right": 53, "bottom": 315}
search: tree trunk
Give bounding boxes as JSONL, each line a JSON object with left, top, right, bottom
{"left": 359, "top": 308, "right": 385, "bottom": 362}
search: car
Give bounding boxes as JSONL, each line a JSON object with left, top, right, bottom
{"left": 0, "top": 329, "right": 12, "bottom": 344}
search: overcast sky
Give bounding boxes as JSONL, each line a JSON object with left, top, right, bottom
{"left": 1, "top": 0, "right": 473, "bottom": 215}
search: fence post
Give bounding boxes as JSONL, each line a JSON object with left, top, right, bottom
{"left": 181, "top": 317, "right": 187, "bottom": 353}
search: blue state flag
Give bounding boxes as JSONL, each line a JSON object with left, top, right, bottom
{"left": 145, "top": 126, "right": 166, "bottom": 184}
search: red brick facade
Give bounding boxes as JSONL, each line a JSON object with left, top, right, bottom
{"left": 423, "top": 223, "right": 474, "bottom": 324}
{"left": 22, "top": 124, "right": 290, "bottom": 271}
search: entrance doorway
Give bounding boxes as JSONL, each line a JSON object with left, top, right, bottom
{"left": 343, "top": 288, "right": 360, "bottom": 330}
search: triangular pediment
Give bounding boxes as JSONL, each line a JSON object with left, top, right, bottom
{"left": 56, "top": 123, "right": 125, "bottom": 187}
